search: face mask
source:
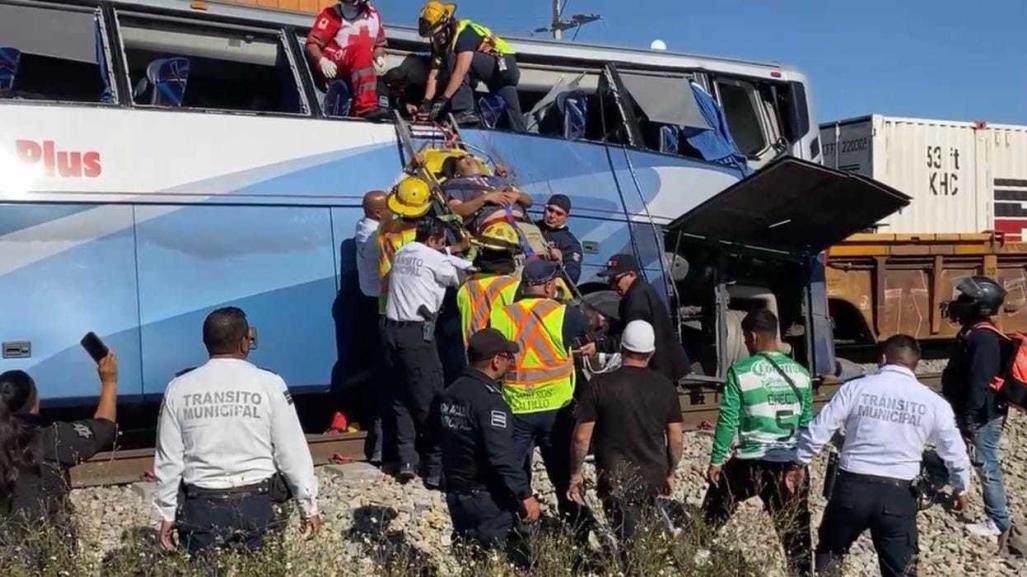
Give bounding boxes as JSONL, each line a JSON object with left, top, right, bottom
{"left": 339, "top": 2, "right": 361, "bottom": 20}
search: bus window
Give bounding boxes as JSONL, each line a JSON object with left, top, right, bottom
{"left": 0, "top": 2, "right": 113, "bottom": 103}
{"left": 714, "top": 79, "right": 769, "bottom": 158}
{"left": 117, "top": 13, "right": 305, "bottom": 114}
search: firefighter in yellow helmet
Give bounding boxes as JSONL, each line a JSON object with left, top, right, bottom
{"left": 456, "top": 222, "right": 522, "bottom": 349}
{"left": 378, "top": 176, "right": 433, "bottom": 310}
{"left": 489, "top": 259, "right": 596, "bottom": 534}
{"left": 416, "top": 2, "right": 525, "bottom": 131}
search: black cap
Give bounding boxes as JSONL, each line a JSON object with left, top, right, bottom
{"left": 468, "top": 328, "right": 519, "bottom": 362}
{"left": 597, "top": 253, "right": 639, "bottom": 278}
{"left": 522, "top": 259, "right": 559, "bottom": 285}
{"left": 546, "top": 194, "right": 571, "bottom": 214}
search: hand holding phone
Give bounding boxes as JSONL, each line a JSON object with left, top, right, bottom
{"left": 80, "top": 332, "right": 109, "bottom": 363}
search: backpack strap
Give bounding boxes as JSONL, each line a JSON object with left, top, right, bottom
{"left": 970, "top": 321, "right": 1009, "bottom": 340}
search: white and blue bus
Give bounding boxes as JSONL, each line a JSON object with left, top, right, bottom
{"left": 0, "top": 0, "right": 906, "bottom": 406}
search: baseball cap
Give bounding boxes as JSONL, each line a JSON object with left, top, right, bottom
{"left": 467, "top": 328, "right": 520, "bottom": 362}
{"left": 621, "top": 320, "right": 656, "bottom": 354}
{"left": 546, "top": 194, "right": 571, "bottom": 214}
{"left": 522, "top": 259, "right": 559, "bottom": 285}
{"left": 597, "top": 254, "right": 639, "bottom": 278}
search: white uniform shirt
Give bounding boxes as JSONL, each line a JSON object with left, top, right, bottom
{"left": 355, "top": 216, "right": 380, "bottom": 298}
{"left": 794, "top": 364, "right": 970, "bottom": 493}
{"left": 153, "top": 358, "right": 318, "bottom": 522}
{"left": 385, "top": 241, "right": 472, "bottom": 322}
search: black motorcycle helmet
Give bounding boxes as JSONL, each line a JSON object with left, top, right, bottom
{"left": 943, "top": 276, "right": 1007, "bottom": 322}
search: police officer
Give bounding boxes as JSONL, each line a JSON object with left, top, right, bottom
{"left": 489, "top": 259, "right": 595, "bottom": 531}
{"left": 536, "top": 194, "right": 583, "bottom": 284}
{"left": 378, "top": 176, "right": 434, "bottom": 311}
{"left": 0, "top": 352, "right": 118, "bottom": 540}
{"left": 417, "top": 1, "right": 525, "bottom": 131}
{"left": 438, "top": 328, "right": 541, "bottom": 550}
{"left": 383, "top": 217, "right": 472, "bottom": 487}
{"left": 456, "top": 221, "right": 521, "bottom": 348}
{"left": 940, "top": 276, "right": 1017, "bottom": 547}
{"left": 154, "top": 307, "right": 320, "bottom": 556}
{"left": 793, "top": 334, "right": 971, "bottom": 577}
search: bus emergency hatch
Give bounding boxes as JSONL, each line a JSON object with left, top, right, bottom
{"left": 666, "top": 156, "right": 910, "bottom": 256}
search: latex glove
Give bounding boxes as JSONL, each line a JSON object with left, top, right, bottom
{"left": 319, "top": 57, "right": 338, "bottom": 79}
{"left": 373, "top": 54, "right": 388, "bottom": 76}
{"left": 428, "top": 97, "right": 449, "bottom": 121}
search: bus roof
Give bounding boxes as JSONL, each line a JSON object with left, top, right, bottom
{"left": 109, "top": 0, "right": 796, "bottom": 77}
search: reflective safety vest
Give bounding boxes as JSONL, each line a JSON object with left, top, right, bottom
{"left": 457, "top": 273, "right": 519, "bottom": 345}
{"left": 453, "top": 19, "right": 514, "bottom": 56}
{"left": 489, "top": 297, "right": 574, "bottom": 414}
{"left": 377, "top": 219, "right": 418, "bottom": 310}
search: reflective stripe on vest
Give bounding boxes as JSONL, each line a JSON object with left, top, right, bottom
{"left": 490, "top": 298, "right": 573, "bottom": 413}
{"left": 453, "top": 19, "right": 514, "bottom": 56}
{"left": 457, "top": 274, "right": 519, "bottom": 344}
{"left": 377, "top": 222, "right": 417, "bottom": 310}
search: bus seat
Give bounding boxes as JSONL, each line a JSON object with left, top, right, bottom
{"left": 323, "top": 79, "right": 351, "bottom": 118}
{"left": 133, "top": 57, "right": 190, "bottom": 107}
{"left": 0, "top": 47, "right": 21, "bottom": 97}
{"left": 478, "top": 94, "right": 506, "bottom": 129}
{"left": 556, "top": 91, "right": 588, "bottom": 140}
{"left": 660, "top": 125, "right": 680, "bottom": 154}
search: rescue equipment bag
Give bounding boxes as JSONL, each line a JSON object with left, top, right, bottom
{"left": 972, "top": 322, "right": 1027, "bottom": 411}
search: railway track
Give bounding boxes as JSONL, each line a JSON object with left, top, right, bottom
{"left": 69, "top": 373, "right": 944, "bottom": 488}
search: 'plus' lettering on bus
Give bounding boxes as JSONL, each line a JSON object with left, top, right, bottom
{"left": 926, "top": 145, "right": 960, "bottom": 196}
{"left": 15, "top": 139, "right": 102, "bottom": 178}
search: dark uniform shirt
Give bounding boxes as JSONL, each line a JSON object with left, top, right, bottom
{"left": 942, "top": 324, "right": 1007, "bottom": 428}
{"left": 604, "top": 277, "right": 690, "bottom": 383}
{"left": 437, "top": 368, "right": 531, "bottom": 501}
{"left": 4, "top": 416, "right": 115, "bottom": 525}
{"left": 536, "top": 220, "right": 583, "bottom": 284}
{"left": 430, "top": 25, "right": 491, "bottom": 70}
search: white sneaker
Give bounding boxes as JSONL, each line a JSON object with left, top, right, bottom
{"left": 966, "top": 518, "right": 1002, "bottom": 537}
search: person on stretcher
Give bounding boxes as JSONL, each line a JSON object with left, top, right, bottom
{"left": 441, "top": 153, "right": 532, "bottom": 233}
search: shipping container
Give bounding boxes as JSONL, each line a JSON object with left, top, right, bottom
{"left": 820, "top": 115, "right": 1027, "bottom": 237}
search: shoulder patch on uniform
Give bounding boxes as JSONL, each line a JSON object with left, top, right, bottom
{"left": 174, "top": 366, "right": 197, "bottom": 377}
{"left": 283, "top": 391, "right": 294, "bottom": 405}
{"left": 72, "top": 422, "right": 93, "bottom": 439}
{"left": 490, "top": 410, "right": 507, "bottom": 429}
{"left": 572, "top": 253, "right": 581, "bottom": 262}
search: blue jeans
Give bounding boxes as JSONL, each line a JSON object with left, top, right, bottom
{"left": 971, "top": 416, "right": 1010, "bottom": 532}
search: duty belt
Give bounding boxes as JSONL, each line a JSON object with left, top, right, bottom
{"left": 838, "top": 469, "right": 912, "bottom": 489}
{"left": 183, "top": 479, "right": 270, "bottom": 499}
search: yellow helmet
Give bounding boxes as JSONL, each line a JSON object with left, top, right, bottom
{"left": 388, "top": 176, "right": 432, "bottom": 218}
{"left": 418, "top": 1, "right": 456, "bottom": 37}
{"left": 478, "top": 221, "right": 521, "bottom": 253}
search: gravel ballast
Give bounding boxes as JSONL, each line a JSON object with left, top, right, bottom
{"left": 67, "top": 412, "right": 1027, "bottom": 576}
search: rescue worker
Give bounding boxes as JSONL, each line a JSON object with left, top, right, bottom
{"left": 489, "top": 259, "right": 595, "bottom": 531}
{"left": 597, "top": 254, "right": 690, "bottom": 383}
{"left": 306, "top": 0, "right": 388, "bottom": 119}
{"left": 154, "top": 307, "right": 321, "bottom": 556}
{"left": 795, "top": 334, "right": 971, "bottom": 577}
{"left": 438, "top": 328, "right": 541, "bottom": 551}
{"left": 456, "top": 221, "right": 521, "bottom": 348}
{"left": 383, "top": 218, "right": 472, "bottom": 487}
{"left": 702, "top": 309, "right": 813, "bottom": 577}
{"left": 378, "top": 176, "right": 433, "bottom": 311}
{"left": 0, "top": 353, "right": 118, "bottom": 542}
{"left": 381, "top": 53, "right": 430, "bottom": 117}
{"left": 417, "top": 1, "right": 526, "bottom": 131}
{"left": 536, "top": 194, "right": 583, "bottom": 284}
{"left": 443, "top": 152, "right": 532, "bottom": 233}
{"left": 940, "top": 276, "right": 1018, "bottom": 548}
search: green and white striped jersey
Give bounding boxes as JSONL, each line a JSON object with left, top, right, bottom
{"left": 710, "top": 351, "right": 813, "bottom": 464}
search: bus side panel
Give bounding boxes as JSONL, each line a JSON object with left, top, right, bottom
{"left": 330, "top": 206, "right": 369, "bottom": 385}
{"left": 0, "top": 204, "right": 143, "bottom": 401}
{"left": 134, "top": 205, "right": 338, "bottom": 395}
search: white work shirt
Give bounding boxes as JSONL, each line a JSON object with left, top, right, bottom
{"left": 385, "top": 241, "right": 471, "bottom": 322}
{"left": 355, "top": 216, "right": 380, "bottom": 298}
{"left": 794, "top": 364, "right": 970, "bottom": 493}
{"left": 153, "top": 358, "right": 318, "bottom": 522}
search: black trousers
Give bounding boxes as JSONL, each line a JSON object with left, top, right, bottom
{"left": 601, "top": 491, "right": 659, "bottom": 543}
{"left": 444, "top": 51, "right": 525, "bottom": 132}
{"left": 816, "top": 471, "right": 919, "bottom": 577}
{"left": 178, "top": 487, "right": 276, "bottom": 557}
{"left": 701, "top": 458, "right": 812, "bottom": 577}
{"left": 382, "top": 320, "right": 444, "bottom": 475}
{"left": 512, "top": 406, "right": 595, "bottom": 535}
{"left": 446, "top": 490, "right": 518, "bottom": 550}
